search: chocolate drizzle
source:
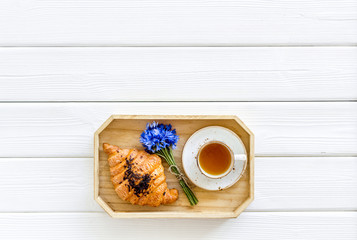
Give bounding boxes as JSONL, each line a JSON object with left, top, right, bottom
{"left": 123, "top": 156, "right": 152, "bottom": 197}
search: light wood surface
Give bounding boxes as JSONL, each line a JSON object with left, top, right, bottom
{"left": 0, "top": 157, "right": 356, "bottom": 212}
{"left": 94, "top": 115, "right": 254, "bottom": 218}
{"left": 0, "top": 102, "right": 356, "bottom": 158}
{"left": 0, "top": 0, "right": 356, "bottom": 46}
{"left": 0, "top": 212, "right": 356, "bottom": 240}
{"left": 1, "top": 0, "right": 356, "bottom": 237}
{"left": 0, "top": 47, "right": 356, "bottom": 101}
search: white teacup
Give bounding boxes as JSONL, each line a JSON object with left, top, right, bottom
{"left": 182, "top": 126, "right": 248, "bottom": 191}
{"left": 197, "top": 140, "right": 247, "bottom": 179}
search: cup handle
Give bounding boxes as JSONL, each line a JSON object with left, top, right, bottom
{"left": 234, "top": 154, "right": 247, "bottom": 164}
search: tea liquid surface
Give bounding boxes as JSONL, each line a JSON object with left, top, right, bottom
{"left": 199, "top": 143, "right": 231, "bottom": 175}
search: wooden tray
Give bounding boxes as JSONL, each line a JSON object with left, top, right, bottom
{"left": 94, "top": 115, "right": 254, "bottom": 218}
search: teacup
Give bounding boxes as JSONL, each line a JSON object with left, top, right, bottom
{"left": 197, "top": 140, "right": 247, "bottom": 179}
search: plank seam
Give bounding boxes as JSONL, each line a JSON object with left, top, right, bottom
{"left": 0, "top": 44, "right": 356, "bottom": 48}
{"left": 0, "top": 210, "right": 355, "bottom": 214}
{"left": 0, "top": 101, "right": 356, "bottom": 103}
{"left": 1, "top": 154, "right": 356, "bottom": 159}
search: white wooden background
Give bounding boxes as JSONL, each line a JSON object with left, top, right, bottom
{"left": 0, "top": 0, "right": 357, "bottom": 239}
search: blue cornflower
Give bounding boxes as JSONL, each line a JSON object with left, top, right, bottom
{"left": 140, "top": 121, "right": 179, "bottom": 153}
{"left": 139, "top": 121, "right": 198, "bottom": 205}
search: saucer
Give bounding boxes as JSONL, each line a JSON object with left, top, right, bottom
{"left": 182, "top": 126, "right": 247, "bottom": 191}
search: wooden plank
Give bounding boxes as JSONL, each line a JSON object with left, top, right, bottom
{"left": 0, "top": 157, "right": 355, "bottom": 212}
{"left": 0, "top": 47, "right": 356, "bottom": 101}
{"left": 0, "top": 1, "right": 356, "bottom": 46}
{"left": 251, "top": 157, "right": 357, "bottom": 211}
{"left": 0, "top": 102, "right": 356, "bottom": 157}
{"left": 0, "top": 158, "right": 102, "bottom": 212}
{"left": 0, "top": 212, "right": 356, "bottom": 239}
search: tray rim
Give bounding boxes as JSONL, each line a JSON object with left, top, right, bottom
{"left": 94, "top": 115, "right": 254, "bottom": 218}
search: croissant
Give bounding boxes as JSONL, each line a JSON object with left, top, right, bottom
{"left": 103, "top": 143, "right": 179, "bottom": 207}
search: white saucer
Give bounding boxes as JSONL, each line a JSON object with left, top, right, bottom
{"left": 182, "top": 126, "right": 247, "bottom": 191}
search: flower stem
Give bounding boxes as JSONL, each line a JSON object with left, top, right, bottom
{"left": 157, "top": 147, "right": 198, "bottom": 206}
